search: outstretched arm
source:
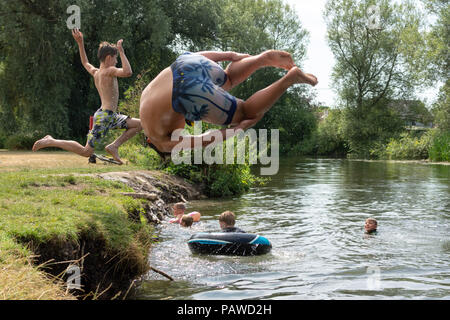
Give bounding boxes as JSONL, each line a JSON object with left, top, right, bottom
{"left": 197, "top": 51, "right": 251, "bottom": 62}
{"left": 72, "top": 29, "right": 98, "bottom": 76}
{"left": 104, "top": 39, "right": 132, "bottom": 78}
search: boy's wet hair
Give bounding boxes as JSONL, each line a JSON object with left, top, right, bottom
{"left": 174, "top": 202, "right": 186, "bottom": 210}
{"left": 181, "top": 215, "right": 194, "bottom": 227}
{"left": 97, "top": 42, "right": 118, "bottom": 62}
{"left": 219, "top": 211, "right": 236, "bottom": 226}
{"left": 366, "top": 218, "right": 378, "bottom": 226}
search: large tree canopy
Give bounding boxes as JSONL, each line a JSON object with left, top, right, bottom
{"left": 0, "top": 0, "right": 314, "bottom": 154}
{"left": 0, "top": 0, "right": 171, "bottom": 139}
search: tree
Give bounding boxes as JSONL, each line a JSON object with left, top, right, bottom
{"left": 422, "top": 0, "right": 450, "bottom": 83}
{"left": 0, "top": 0, "right": 170, "bottom": 140}
{"left": 422, "top": 0, "right": 449, "bottom": 131}
{"left": 215, "top": 0, "right": 315, "bottom": 153}
{"left": 324, "top": 0, "right": 427, "bottom": 157}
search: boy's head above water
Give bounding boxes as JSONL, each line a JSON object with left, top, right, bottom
{"left": 180, "top": 214, "right": 194, "bottom": 227}
{"left": 172, "top": 202, "right": 186, "bottom": 217}
{"left": 365, "top": 218, "right": 378, "bottom": 233}
{"left": 219, "top": 211, "right": 236, "bottom": 229}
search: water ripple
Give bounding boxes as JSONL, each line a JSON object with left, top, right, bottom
{"left": 136, "top": 158, "right": 450, "bottom": 300}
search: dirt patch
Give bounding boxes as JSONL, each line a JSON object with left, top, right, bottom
{"left": 18, "top": 231, "right": 149, "bottom": 300}
{"left": 0, "top": 151, "right": 95, "bottom": 169}
{"left": 96, "top": 171, "right": 205, "bottom": 224}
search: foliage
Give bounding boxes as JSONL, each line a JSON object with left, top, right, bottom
{"left": 0, "top": 0, "right": 171, "bottom": 141}
{"left": 323, "top": 0, "right": 429, "bottom": 158}
{"left": 422, "top": 0, "right": 450, "bottom": 83}
{"left": 429, "top": 129, "right": 450, "bottom": 162}
{"left": 4, "top": 133, "right": 41, "bottom": 150}
{"left": 313, "top": 108, "right": 348, "bottom": 156}
{"left": 341, "top": 100, "right": 404, "bottom": 158}
{"left": 118, "top": 136, "right": 162, "bottom": 169}
{"left": 162, "top": 123, "right": 267, "bottom": 197}
{"left": 382, "top": 131, "right": 432, "bottom": 160}
{"left": 431, "top": 81, "right": 450, "bottom": 131}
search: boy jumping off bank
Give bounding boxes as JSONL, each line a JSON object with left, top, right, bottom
{"left": 32, "top": 29, "right": 141, "bottom": 164}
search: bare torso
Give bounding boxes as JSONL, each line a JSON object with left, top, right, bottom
{"left": 94, "top": 68, "right": 119, "bottom": 111}
{"left": 139, "top": 66, "right": 248, "bottom": 153}
{"left": 139, "top": 67, "right": 186, "bottom": 151}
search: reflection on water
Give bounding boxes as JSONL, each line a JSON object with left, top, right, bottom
{"left": 135, "top": 158, "right": 450, "bottom": 300}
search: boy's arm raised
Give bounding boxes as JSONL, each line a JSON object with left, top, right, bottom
{"left": 72, "top": 29, "right": 98, "bottom": 76}
{"left": 105, "top": 39, "right": 132, "bottom": 78}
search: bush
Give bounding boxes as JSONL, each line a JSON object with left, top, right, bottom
{"left": 165, "top": 161, "right": 264, "bottom": 198}
{"left": 383, "top": 131, "right": 432, "bottom": 160}
{"left": 4, "top": 133, "right": 39, "bottom": 150}
{"left": 163, "top": 133, "right": 267, "bottom": 197}
{"left": 314, "top": 109, "right": 348, "bottom": 156}
{"left": 0, "top": 134, "right": 6, "bottom": 149}
{"left": 429, "top": 129, "right": 450, "bottom": 162}
{"left": 340, "top": 102, "right": 404, "bottom": 159}
{"left": 118, "top": 134, "right": 161, "bottom": 169}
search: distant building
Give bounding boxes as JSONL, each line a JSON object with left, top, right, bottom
{"left": 387, "top": 100, "right": 433, "bottom": 129}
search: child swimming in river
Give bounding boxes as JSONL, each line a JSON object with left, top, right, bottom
{"left": 169, "top": 202, "right": 201, "bottom": 224}
{"left": 219, "top": 211, "right": 245, "bottom": 233}
{"left": 180, "top": 215, "right": 194, "bottom": 228}
{"left": 364, "top": 218, "right": 378, "bottom": 234}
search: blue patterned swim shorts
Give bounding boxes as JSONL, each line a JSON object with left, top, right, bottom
{"left": 170, "top": 52, "right": 237, "bottom": 126}
{"left": 87, "top": 108, "right": 129, "bottom": 148}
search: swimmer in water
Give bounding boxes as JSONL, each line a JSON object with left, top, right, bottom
{"left": 364, "top": 218, "right": 378, "bottom": 234}
{"left": 169, "top": 202, "right": 201, "bottom": 224}
{"left": 219, "top": 211, "right": 245, "bottom": 233}
{"left": 180, "top": 214, "right": 194, "bottom": 228}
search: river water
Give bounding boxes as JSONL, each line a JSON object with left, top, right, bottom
{"left": 135, "top": 158, "right": 450, "bottom": 300}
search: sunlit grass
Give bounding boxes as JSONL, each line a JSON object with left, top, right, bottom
{"left": 0, "top": 151, "right": 155, "bottom": 299}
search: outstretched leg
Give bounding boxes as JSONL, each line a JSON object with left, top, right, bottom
{"left": 238, "top": 66, "right": 318, "bottom": 121}
{"left": 32, "top": 135, "right": 94, "bottom": 157}
{"left": 105, "top": 118, "right": 142, "bottom": 164}
{"left": 222, "top": 50, "right": 295, "bottom": 91}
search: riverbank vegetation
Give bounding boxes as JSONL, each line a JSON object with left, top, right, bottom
{"left": 0, "top": 164, "right": 157, "bottom": 299}
{"left": 0, "top": 0, "right": 448, "bottom": 300}
{"left": 305, "top": 0, "right": 449, "bottom": 161}
{"left": 0, "top": 0, "right": 446, "bottom": 168}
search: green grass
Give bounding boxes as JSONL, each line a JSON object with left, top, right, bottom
{"left": 0, "top": 160, "right": 156, "bottom": 299}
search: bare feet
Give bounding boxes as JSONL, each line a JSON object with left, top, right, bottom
{"left": 32, "top": 135, "right": 54, "bottom": 151}
{"left": 105, "top": 144, "right": 123, "bottom": 165}
{"left": 262, "top": 50, "right": 295, "bottom": 70}
{"left": 286, "top": 67, "right": 318, "bottom": 86}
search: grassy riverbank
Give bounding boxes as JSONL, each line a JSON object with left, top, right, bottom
{"left": 0, "top": 151, "right": 157, "bottom": 299}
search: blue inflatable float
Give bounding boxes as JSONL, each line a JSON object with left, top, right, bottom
{"left": 187, "top": 232, "right": 272, "bottom": 256}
